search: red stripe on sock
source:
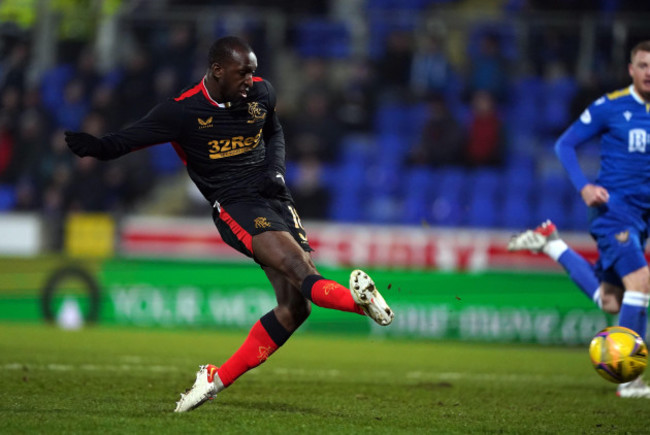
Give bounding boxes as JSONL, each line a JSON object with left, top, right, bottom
{"left": 217, "top": 320, "right": 278, "bottom": 387}
{"left": 311, "top": 279, "right": 364, "bottom": 315}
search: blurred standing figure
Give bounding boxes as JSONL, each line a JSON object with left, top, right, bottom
{"left": 508, "top": 41, "right": 650, "bottom": 398}
{"left": 464, "top": 90, "right": 504, "bottom": 167}
{"left": 375, "top": 30, "right": 414, "bottom": 103}
{"left": 466, "top": 33, "right": 509, "bottom": 102}
{"left": 408, "top": 94, "right": 464, "bottom": 167}
{"left": 64, "top": 36, "right": 394, "bottom": 412}
{"left": 410, "top": 35, "right": 453, "bottom": 99}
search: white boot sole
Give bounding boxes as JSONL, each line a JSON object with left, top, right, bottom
{"left": 350, "top": 269, "right": 394, "bottom": 326}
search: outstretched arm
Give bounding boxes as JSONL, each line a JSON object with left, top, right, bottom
{"left": 65, "top": 101, "right": 183, "bottom": 160}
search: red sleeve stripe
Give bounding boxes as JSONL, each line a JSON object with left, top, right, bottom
{"left": 253, "top": 76, "right": 263, "bottom": 82}
{"left": 219, "top": 208, "right": 254, "bottom": 253}
{"left": 174, "top": 82, "right": 202, "bottom": 101}
{"left": 171, "top": 141, "right": 187, "bottom": 166}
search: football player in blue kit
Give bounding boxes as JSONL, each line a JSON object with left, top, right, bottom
{"left": 64, "top": 36, "right": 394, "bottom": 412}
{"left": 509, "top": 40, "right": 650, "bottom": 398}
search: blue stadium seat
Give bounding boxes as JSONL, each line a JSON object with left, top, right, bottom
{"left": 294, "top": 19, "right": 351, "bottom": 58}
{"left": 566, "top": 195, "right": 588, "bottom": 231}
{"left": 374, "top": 104, "right": 410, "bottom": 135}
{"left": 471, "top": 168, "right": 501, "bottom": 193}
{"left": 533, "top": 195, "right": 568, "bottom": 229}
{"left": 367, "top": 14, "right": 417, "bottom": 59}
{"left": 39, "top": 64, "right": 74, "bottom": 113}
{"left": 467, "top": 195, "right": 498, "bottom": 228}
{"left": 467, "top": 23, "right": 519, "bottom": 61}
{"left": 366, "top": 160, "right": 402, "bottom": 196}
{"left": 541, "top": 75, "right": 578, "bottom": 134}
{"left": 403, "top": 167, "right": 435, "bottom": 198}
{"left": 329, "top": 192, "right": 364, "bottom": 222}
{"left": 465, "top": 169, "right": 501, "bottom": 228}
{"left": 504, "top": 167, "right": 534, "bottom": 197}
{"left": 507, "top": 76, "right": 544, "bottom": 134}
{"left": 427, "top": 167, "right": 467, "bottom": 226}
{"left": 149, "top": 143, "right": 184, "bottom": 176}
{"left": 402, "top": 195, "right": 430, "bottom": 225}
{"left": 366, "top": 0, "right": 455, "bottom": 12}
{"left": 364, "top": 193, "right": 400, "bottom": 223}
{"left": 328, "top": 165, "right": 365, "bottom": 222}
{"left": 540, "top": 171, "right": 570, "bottom": 201}
{"left": 500, "top": 191, "right": 532, "bottom": 229}
{"left": 0, "top": 185, "right": 16, "bottom": 211}
{"left": 406, "top": 103, "right": 429, "bottom": 145}
{"left": 380, "top": 131, "right": 409, "bottom": 157}
{"left": 401, "top": 168, "right": 436, "bottom": 224}
{"left": 338, "top": 135, "right": 375, "bottom": 165}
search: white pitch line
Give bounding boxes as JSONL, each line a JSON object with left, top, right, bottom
{"left": 406, "top": 371, "right": 589, "bottom": 383}
{"left": 0, "top": 363, "right": 180, "bottom": 373}
{"left": 0, "top": 363, "right": 591, "bottom": 383}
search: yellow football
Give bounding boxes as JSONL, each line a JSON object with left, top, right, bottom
{"left": 589, "top": 326, "right": 648, "bottom": 383}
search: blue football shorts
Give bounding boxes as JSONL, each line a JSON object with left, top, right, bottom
{"left": 589, "top": 194, "right": 649, "bottom": 283}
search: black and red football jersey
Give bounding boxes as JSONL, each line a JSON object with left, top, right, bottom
{"left": 97, "top": 76, "right": 289, "bottom": 207}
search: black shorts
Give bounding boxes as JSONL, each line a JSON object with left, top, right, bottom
{"left": 212, "top": 198, "right": 313, "bottom": 260}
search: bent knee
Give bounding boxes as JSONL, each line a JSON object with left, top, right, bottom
{"left": 276, "top": 300, "right": 311, "bottom": 329}
{"left": 277, "top": 251, "right": 315, "bottom": 281}
{"left": 600, "top": 295, "right": 621, "bottom": 314}
{"left": 601, "top": 304, "right": 621, "bottom": 315}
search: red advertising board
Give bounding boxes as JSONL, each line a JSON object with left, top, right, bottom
{"left": 120, "top": 217, "right": 608, "bottom": 271}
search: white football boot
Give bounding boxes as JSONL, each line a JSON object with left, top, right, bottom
{"left": 174, "top": 364, "right": 223, "bottom": 412}
{"left": 349, "top": 269, "right": 394, "bottom": 326}
{"left": 617, "top": 377, "right": 650, "bottom": 398}
{"left": 507, "top": 219, "right": 559, "bottom": 254}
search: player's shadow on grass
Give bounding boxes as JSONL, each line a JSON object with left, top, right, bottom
{"left": 220, "top": 399, "right": 343, "bottom": 417}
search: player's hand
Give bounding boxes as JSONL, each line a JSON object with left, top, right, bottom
{"left": 259, "top": 170, "right": 287, "bottom": 198}
{"left": 580, "top": 183, "right": 609, "bottom": 207}
{"left": 64, "top": 131, "right": 101, "bottom": 157}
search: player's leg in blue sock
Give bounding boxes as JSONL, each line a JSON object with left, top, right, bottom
{"left": 618, "top": 290, "right": 649, "bottom": 339}
{"left": 544, "top": 239, "right": 601, "bottom": 305}
{"left": 556, "top": 249, "right": 601, "bottom": 304}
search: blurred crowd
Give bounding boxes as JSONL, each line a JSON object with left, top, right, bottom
{"left": 1, "top": 0, "right": 649, "bottom": 249}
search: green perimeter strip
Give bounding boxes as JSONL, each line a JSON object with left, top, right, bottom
{"left": 0, "top": 255, "right": 102, "bottom": 323}
{"left": 0, "top": 257, "right": 615, "bottom": 344}
{"left": 0, "top": 255, "right": 102, "bottom": 293}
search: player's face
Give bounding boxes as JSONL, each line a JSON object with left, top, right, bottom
{"left": 629, "top": 50, "right": 650, "bottom": 100}
{"left": 215, "top": 49, "right": 258, "bottom": 103}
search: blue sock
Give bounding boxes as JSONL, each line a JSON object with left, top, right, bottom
{"left": 619, "top": 291, "right": 649, "bottom": 340}
{"left": 557, "top": 249, "right": 600, "bottom": 304}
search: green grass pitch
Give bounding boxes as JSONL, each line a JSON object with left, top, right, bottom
{"left": 1, "top": 323, "right": 646, "bottom": 434}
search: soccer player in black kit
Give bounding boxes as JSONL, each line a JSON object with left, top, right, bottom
{"left": 65, "top": 36, "right": 394, "bottom": 412}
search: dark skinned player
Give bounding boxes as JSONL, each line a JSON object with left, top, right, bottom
{"left": 64, "top": 36, "right": 394, "bottom": 412}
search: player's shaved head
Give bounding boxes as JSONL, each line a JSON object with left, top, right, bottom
{"left": 208, "top": 36, "right": 253, "bottom": 66}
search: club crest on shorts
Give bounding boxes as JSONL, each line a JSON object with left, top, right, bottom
{"left": 615, "top": 230, "right": 630, "bottom": 243}
{"left": 254, "top": 217, "right": 271, "bottom": 229}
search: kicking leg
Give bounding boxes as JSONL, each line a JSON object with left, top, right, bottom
{"left": 253, "top": 231, "right": 393, "bottom": 325}
{"left": 508, "top": 220, "right": 601, "bottom": 304}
